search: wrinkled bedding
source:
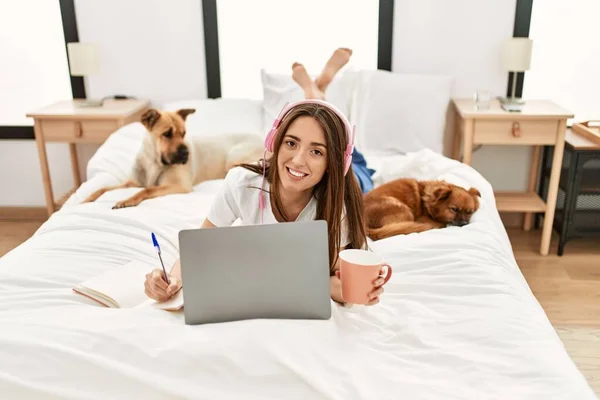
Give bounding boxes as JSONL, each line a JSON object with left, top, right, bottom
{"left": 0, "top": 119, "right": 594, "bottom": 399}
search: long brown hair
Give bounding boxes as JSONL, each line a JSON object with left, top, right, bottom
{"left": 238, "top": 103, "right": 367, "bottom": 273}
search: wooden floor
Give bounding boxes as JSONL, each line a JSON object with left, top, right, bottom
{"left": 511, "top": 229, "right": 600, "bottom": 327}
{"left": 0, "top": 220, "right": 43, "bottom": 257}
{"left": 508, "top": 228, "right": 600, "bottom": 396}
{"left": 1, "top": 220, "right": 598, "bottom": 395}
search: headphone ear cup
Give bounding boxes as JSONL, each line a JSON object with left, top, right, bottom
{"left": 264, "top": 128, "right": 276, "bottom": 152}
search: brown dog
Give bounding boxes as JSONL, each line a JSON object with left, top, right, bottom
{"left": 83, "top": 108, "right": 264, "bottom": 209}
{"left": 364, "top": 178, "right": 481, "bottom": 240}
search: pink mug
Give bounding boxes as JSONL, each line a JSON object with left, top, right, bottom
{"left": 338, "top": 249, "right": 393, "bottom": 305}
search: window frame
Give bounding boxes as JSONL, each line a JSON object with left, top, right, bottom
{"left": 507, "top": 0, "right": 533, "bottom": 99}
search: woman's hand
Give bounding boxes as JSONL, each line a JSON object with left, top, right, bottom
{"left": 329, "top": 273, "right": 344, "bottom": 304}
{"left": 365, "top": 275, "right": 385, "bottom": 306}
{"left": 333, "top": 271, "right": 385, "bottom": 306}
{"left": 144, "top": 269, "right": 181, "bottom": 302}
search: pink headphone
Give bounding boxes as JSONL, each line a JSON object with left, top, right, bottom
{"left": 259, "top": 99, "right": 356, "bottom": 223}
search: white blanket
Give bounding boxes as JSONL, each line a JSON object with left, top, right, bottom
{"left": 0, "top": 142, "right": 595, "bottom": 399}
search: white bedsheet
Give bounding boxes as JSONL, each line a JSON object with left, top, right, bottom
{"left": 0, "top": 143, "right": 595, "bottom": 399}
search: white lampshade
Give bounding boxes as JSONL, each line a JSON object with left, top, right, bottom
{"left": 67, "top": 42, "right": 99, "bottom": 76}
{"left": 501, "top": 38, "right": 533, "bottom": 72}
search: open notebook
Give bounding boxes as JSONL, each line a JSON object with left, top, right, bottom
{"left": 73, "top": 260, "right": 183, "bottom": 311}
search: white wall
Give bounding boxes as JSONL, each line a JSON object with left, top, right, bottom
{"left": 0, "top": 0, "right": 207, "bottom": 207}
{"left": 0, "top": 142, "right": 97, "bottom": 206}
{"left": 392, "top": 0, "right": 530, "bottom": 191}
{"left": 0, "top": 0, "right": 73, "bottom": 207}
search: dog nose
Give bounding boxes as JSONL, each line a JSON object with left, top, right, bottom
{"left": 177, "top": 144, "right": 188, "bottom": 157}
{"left": 175, "top": 145, "right": 189, "bottom": 163}
{"left": 454, "top": 220, "right": 468, "bottom": 227}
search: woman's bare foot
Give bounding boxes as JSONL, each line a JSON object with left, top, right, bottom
{"left": 292, "top": 62, "right": 325, "bottom": 100}
{"left": 315, "top": 48, "right": 352, "bottom": 92}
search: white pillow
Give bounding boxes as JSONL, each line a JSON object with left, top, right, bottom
{"left": 350, "top": 70, "right": 454, "bottom": 156}
{"left": 260, "top": 68, "right": 358, "bottom": 134}
{"left": 87, "top": 122, "right": 144, "bottom": 181}
{"left": 162, "top": 98, "right": 264, "bottom": 137}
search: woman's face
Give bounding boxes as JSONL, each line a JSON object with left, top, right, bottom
{"left": 277, "top": 116, "right": 328, "bottom": 195}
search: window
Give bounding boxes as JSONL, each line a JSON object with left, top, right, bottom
{"left": 0, "top": 0, "right": 72, "bottom": 127}
{"left": 216, "top": 0, "right": 380, "bottom": 99}
{"left": 522, "top": 0, "right": 600, "bottom": 123}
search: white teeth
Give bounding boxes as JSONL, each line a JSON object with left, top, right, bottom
{"left": 288, "top": 168, "right": 306, "bottom": 178}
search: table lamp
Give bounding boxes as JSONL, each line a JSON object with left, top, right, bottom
{"left": 67, "top": 42, "right": 102, "bottom": 107}
{"left": 499, "top": 37, "right": 533, "bottom": 112}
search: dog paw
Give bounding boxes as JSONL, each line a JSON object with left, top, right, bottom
{"left": 112, "top": 200, "right": 139, "bottom": 209}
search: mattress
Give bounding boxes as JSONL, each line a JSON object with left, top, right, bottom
{"left": 0, "top": 121, "right": 595, "bottom": 399}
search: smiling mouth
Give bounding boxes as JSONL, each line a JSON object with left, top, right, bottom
{"left": 286, "top": 167, "right": 308, "bottom": 180}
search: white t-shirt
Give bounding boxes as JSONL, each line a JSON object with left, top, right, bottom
{"left": 206, "top": 166, "right": 350, "bottom": 248}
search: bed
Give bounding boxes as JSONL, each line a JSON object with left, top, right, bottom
{"left": 0, "top": 83, "right": 596, "bottom": 399}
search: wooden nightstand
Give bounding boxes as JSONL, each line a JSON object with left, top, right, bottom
{"left": 26, "top": 99, "right": 150, "bottom": 217}
{"left": 451, "top": 98, "right": 573, "bottom": 256}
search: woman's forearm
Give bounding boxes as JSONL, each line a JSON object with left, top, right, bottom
{"left": 170, "top": 258, "right": 182, "bottom": 281}
{"left": 330, "top": 249, "right": 345, "bottom": 304}
{"left": 330, "top": 275, "right": 344, "bottom": 304}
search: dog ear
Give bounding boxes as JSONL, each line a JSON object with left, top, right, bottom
{"left": 141, "top": 109, "right": 161, "bottom": 129}
{"left": 434, "top": 186, "right": 452, "bottom": 203}
{"left": 177, "top": 108, "right": 196, "bottom": 121}
{"left": 468, "top": 188, "right": 481, "bottom": 198}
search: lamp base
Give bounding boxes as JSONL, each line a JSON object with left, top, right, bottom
{"left": 74, "top": 99, "right": 103, "bottom": 108}
{"left": 498, "top": 96, "right": 525, "bottom": 112}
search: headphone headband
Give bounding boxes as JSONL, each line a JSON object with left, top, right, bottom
{"left": 264, "top": 99, "right": 355, "bottom": 175}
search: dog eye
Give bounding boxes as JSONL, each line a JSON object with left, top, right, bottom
{"left": 163, "top": 129, "right": 173, "bottom": 139}
{"left": 450, "top": 206, "right": 459, "bottom": 213}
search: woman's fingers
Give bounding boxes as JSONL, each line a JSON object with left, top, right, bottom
{"left": 368, "top": 286, "right": 384, "bottom": 301}
{"left": 372, "top": 277, "right": 385, "bottom": 287}
{"left": 151, "top": 269, "right": 168, "bottom": 289}
{"left": 144, "top": 279, "right": 153, "bottom": 298}
{"left": 149, "top": 271, "right": 168, "bottom": 294}
{"left": 145, "top": 279, "right": 163, "bottom": 301}
{"left": 167, "top": 278, "right": 181, "bottom": 295}
{"left": 365, "top": 276, "right": 386, "bottom": 306}
{"left": 144, "top": 270, "right": 171, "bottom": 301}
{"left": 366, "top": 297, "right": 380, "bottom": 306}
{"left": 145, "top": 278, "right": 162, "bottom": 301}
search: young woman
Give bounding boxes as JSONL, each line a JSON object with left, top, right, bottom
{"left": 144, "top": 100, "right": 386, "bottom": 306}
{"left": 291, "top": 48, "right": 376, "bottom": 193}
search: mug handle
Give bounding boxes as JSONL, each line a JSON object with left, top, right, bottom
{"left": 379, "top": 263, "right": 393, "bottom": 285}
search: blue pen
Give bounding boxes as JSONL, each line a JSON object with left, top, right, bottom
{"left": 151, "top": 232, "right": 170, "bottom": 285}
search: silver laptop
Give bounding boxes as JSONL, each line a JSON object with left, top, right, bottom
{"left": 178, "top": 220, "right": 332, "bottom": 325}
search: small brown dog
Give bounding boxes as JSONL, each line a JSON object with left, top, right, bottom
{"left": 364, "top": 178, "right": 481, "bottom": 240}
{"left": 83, "top": 108, "right": 264, "bottom": 209}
